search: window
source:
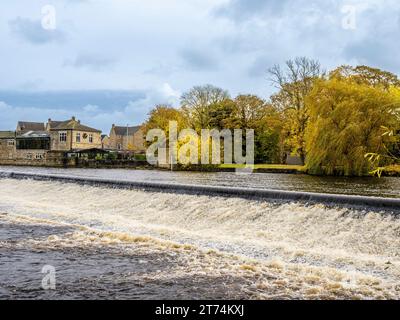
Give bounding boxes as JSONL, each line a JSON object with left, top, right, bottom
{"left": 89, "top": 134, "right": 93, "bottom": 143}
{"left": 26, "top": 153, "right": 33, "bottom": 160}
{"left": 59, "top": 132, "right": 67, "bottom": 143}
{"left": 35, "top": 153, "right": 44, "bottom": 160}
{"left": 7, "top": 140, "right": 15, "bottom": 146}
{"left": 76, "top": 133, "right": 81, "bottom": 143}
{"left": 16, "top": 138, "right": 50, "bottom": 150}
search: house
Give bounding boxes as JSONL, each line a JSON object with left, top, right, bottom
{"left": 0, "top": 131, "right": 16, "bottom": 160}
{"left": 47, "top": 117, "right": 102, "bottom": 151}
{"left": 108, "top": 124, "right": 145, "bottom": 152}
{"left": 17, "top": 121, "right": 45, "bottom": 134}
{"left": 101, "top": 134, "right": 111, "bottom": 150}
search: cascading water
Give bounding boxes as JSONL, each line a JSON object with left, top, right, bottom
{"left": 1, "top": 176, "right": 400, "bottom": 299}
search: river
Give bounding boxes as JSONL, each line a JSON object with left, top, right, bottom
{"left": 0, "top": 167, "right": 399, "bottom": 299}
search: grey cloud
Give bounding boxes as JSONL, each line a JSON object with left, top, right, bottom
{"left": 0, "top": 87, "right": 180, "bottom": 132}
{"left": 215, "top": 0, "right": 290, "bottom": 21}
{"left": 64, "top": 55, "right": 116, "bottom": 71}
{"left": 180, "top": 48, "right": 219, "bottom": 71}
{"left": 8, "top": 17, "right": 65, "bottom": 44}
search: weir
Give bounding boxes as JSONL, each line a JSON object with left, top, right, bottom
{"left": 1, "top": 170, "right": 399, "bottom": 211}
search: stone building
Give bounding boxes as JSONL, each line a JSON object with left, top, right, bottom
{"left": 101, "top": 135, "right": 111, "bottom": 150}
{"left": 47, "top": 117, "right": 102, "bottom": 151}
{"left": 0, "top": 117, "right": 103, "bottom": 166}
{"left": 0, "top": 131, "right": 16, "bottom": 161}
{"left": 108, "top": 124, "right": 145, "bottom": 152}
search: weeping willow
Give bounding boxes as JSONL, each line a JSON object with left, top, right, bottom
{"left": 305, "top": 78, "right": 399, "bottom": 176}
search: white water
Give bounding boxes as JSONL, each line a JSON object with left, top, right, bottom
{"left": 1, "top": 178, "right": 400, "bottom": 299}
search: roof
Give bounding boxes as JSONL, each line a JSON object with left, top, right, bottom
{"left": 47, "top": 120, "right": 64, "bottom": 130}
{"left": 113, "top": 125, "right": 141, "bottom": 136}
{"left": 0, "top": 131, "right": 16, "bottom": 139}
{"left": 17, "top": 121, "right": 45, "bottom": 132}
{"left": 50, "top": 118, "right": 101, "bottom": 133}
{"left": 17, "top": 131, "right": 50, "bottom": 139}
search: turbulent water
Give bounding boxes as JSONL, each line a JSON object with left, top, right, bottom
{"left": 1, "top": 177, "right": 400, "bottom": 299}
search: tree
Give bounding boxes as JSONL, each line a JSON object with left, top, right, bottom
{"left": 210, "top": 94, "right": 284, "bottom": 164}
{"left": 143, "top": 105, "right": 187, "bottom": 138}
{"left": 268, "top": 57, "right": 323, "bottom": 163}
{"left": 330, "top": 65, "right": 400, "bottom": 90}
{"left": 181, "top": 85, "right": 230, "bottom": 130}
{"left": 305, "top": 78, "right": 399, "bottom": 176}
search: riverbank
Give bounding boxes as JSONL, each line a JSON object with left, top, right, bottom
{"left": 1, "top": 214, "right": 398, "bottom": 300}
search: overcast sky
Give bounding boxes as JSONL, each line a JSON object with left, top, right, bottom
{"left": 1, "top": 0, "right": 399, "bottom": 133}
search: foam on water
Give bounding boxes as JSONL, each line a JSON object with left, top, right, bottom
{"left": 1, "top": 178, "right": 400, "bottom": 299}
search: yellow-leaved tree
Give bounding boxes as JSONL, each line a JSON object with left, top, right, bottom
{"left": 305, "top": 78, "right": 399, "bottom": 176}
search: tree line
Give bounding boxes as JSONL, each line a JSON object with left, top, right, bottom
{"left": 143, "top": 57, "right": 400, "bottom": 176}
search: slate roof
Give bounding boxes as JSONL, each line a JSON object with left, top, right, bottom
{"left": 17, "top": 121, "right": 45, "bottom": 132}
{"left": 47, "top": 120, "right": 64, "bottom": 130}
{"left": 113, "top": 126, "right": 141, "bottom": 136}
{"left": 50, "top": 118, "right": 101, "bottom": 133}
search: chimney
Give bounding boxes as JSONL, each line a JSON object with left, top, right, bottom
{"left": 78, "top": 120, "right": 81, "bottom": 124}
{"left": 72, "top": 116, "right": 76, "bottom": 121}
{"left": 48, "top": 118, "right": 51, "bottom": 123}
{"left": 112, "top": 124, "right": 115, "bottom": 128}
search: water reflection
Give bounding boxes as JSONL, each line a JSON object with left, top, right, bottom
{"left": 0, "top": 166, "right": 399, "bottom": 198}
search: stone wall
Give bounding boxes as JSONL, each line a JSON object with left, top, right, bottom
{"left": 0, "top": 150, "right": 75, "bottom": 167}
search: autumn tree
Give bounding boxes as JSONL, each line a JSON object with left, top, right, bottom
{"left": 330, "top": 65, "right": 400, "bottom": 90}
{"left": 181, "top": 84, "right": 230, "bottom": 130}
{"left": 143, "top": 105, "right": 187, "bottom": 139}
{"left": 269, "top": 57, "right": 323, "bottom": 163}
{"left": 305, "top": 78, "right": 399, "bottom": 176}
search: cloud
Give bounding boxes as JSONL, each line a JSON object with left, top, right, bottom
{"left": 64, "top": 54, "right": 116, "bottom": 71}
{"left": 0, "top": 85, "right": 181, "bottom": 132}
{"left": 8, "top": 17, "right": 65, "bottom": 44}
{"left": 179, "top": 48, "right": 219, "bottom": 71}
{"left": 215, "top": 0, "right": 290, "bottom": 22}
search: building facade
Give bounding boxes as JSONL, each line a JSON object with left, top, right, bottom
{"left": 0, "top": 117, "right": 102, "bottom": 166}
{"left": 108, "top": 124, "right": 145, "bottom": 152}
{"left": 48, "top": 117, "right": 102, "bottom": 151}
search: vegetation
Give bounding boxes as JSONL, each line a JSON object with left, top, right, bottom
{"left": 143, "top": 58, "right": 400, "bottom": 176}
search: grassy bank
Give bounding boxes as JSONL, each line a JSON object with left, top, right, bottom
{"left": 383, "top": 165, "right": 400, "bottom": 176}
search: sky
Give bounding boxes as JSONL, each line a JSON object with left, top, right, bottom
{"left": 1, "top": 0, "right": 400, "bottom": 133}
